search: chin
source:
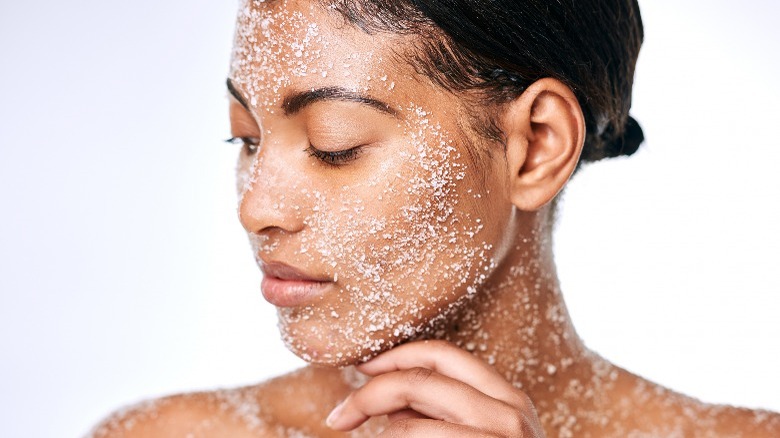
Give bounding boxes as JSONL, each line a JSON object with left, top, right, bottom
{"left": 277, "top": 318, "right": 400, "bottom": 367}
{"left": 289, "top": 345, "right": 379, "bottom": 368}
{"left": 275, "top": 299, "right": 469, "bottom": 367}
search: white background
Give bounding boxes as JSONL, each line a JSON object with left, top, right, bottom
{"left": 1, "top": 1, "right": 778, "bottom": 437}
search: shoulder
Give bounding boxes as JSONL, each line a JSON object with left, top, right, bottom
{"left": 87, "top": 367, "right": 375, "bottom": 438}
{"left": 87, "top": 388, "right": 273, "bottom": 437}
{"left": 606, "top": 368, "right": 780, "bottom": 437}
{"left": 702, "top": 405, "right": 780, "bottom": 438}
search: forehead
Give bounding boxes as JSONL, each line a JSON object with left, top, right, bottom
{"left": 229, "top": 0, "right": 407, "bottom": 111}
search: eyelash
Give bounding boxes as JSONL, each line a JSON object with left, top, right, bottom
{"left": 225, "top": 136, "right": 261, "bottom": 154}
{"left": 305, "top": 144, "right": 362, "bottom": 167}
{"left": 226, "top": 137, "right": 362, "bottom": 166}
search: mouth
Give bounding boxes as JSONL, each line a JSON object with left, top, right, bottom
{"left": 260, "top": 261, "right": 335, "bottom": 307}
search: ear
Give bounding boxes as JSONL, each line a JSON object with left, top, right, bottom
{"left": 501, "top": 78, "right": 585, "bottom": 211}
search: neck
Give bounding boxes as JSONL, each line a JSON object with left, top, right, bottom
{"left": 429, "top": 208, "right": 619, "bottom": 413}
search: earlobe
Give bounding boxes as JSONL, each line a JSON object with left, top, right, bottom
{"left": 501, "top": 78, "right": 585, "bottom": 211}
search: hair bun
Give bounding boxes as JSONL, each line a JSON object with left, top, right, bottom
{"left": 608, "top": 115, "right": 644, "bottom": 157}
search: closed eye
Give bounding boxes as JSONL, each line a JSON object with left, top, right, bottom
{"left": 226, "top": 136, "right": 261, "bottom": 154}
{"left": 305, "top": 144, "right": 362, "bottom": 167}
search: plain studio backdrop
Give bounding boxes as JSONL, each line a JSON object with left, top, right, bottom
{"left": 1, "top": 1, "right": 778, "bottom": 436}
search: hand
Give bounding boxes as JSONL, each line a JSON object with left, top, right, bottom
{"left": 326, "top": 340, "right": 545, "bottom": 437}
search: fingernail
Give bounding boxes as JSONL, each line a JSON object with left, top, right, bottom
{"left": 326, "top": 400, "right": 345, "bottom": 428}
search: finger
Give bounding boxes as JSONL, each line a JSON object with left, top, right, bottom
{"left": 327, "top": 367, "right": 523, "bottom": 436}
{"left": 358, "top": 340, "right": 527, "bottom": 408}
{"left": 386, "top": 408, "right": 429, "bottom": 423}
{"left": 378, "top": 419, "right": 496, "bottom": 438}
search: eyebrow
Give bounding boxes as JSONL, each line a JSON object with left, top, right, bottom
{"left": 282, "top": 87, "right": 398, "bottom": 117}
{"left": 226, "top": 78, "right": 398, "bottom": 117}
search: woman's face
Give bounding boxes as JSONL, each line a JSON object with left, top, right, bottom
{"left": 229, "top": 0, "right": 517, "bottom": 366}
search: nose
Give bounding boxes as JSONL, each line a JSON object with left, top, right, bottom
{"left": 238, "top": 148, "right": 306, "bottom": 236}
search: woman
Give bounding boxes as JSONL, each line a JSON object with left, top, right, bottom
{"left": 92, "top": 0, "right": 780, "bottom": 436}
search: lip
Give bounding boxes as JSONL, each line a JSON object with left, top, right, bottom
{"left": 260, "top": 261, "right": 334, "bottom": 307}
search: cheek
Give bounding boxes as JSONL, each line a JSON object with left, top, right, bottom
{"left": 276, "top": 122, "right": 508, "bottom": 365}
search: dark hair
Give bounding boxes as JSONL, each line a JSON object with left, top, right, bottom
{"left": 326, "top": 0, "right": 645, "bottom": 163}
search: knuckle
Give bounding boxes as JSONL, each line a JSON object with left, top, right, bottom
{"left": 502, "top": 400, "right": 542, "bottom": 438}
{"left": 504, "top": 408, "right": 528, "bottom": 435}
{"left": 405, "top": 367, "right": 433, "bottom": 385}
{"left": 516, "top": 411, "right": 544, "bottom": 438}
{"left": 512, "top": 389, "right": 535, "bottom": 410}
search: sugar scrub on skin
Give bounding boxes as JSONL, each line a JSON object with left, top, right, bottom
{"left": 89, "top": 1, "right": 780, "bottom": 436}
{"left": 228, "top": 0, "right": 723, "bottom": 434}
{"left": 227, "top": 2, "right": 628, "bottom": 434}
{"left": 275, "top": 106, "right": 500, "bottom": 365}
{"left": 230, "top": 0, "right": 513, "bottom": 366}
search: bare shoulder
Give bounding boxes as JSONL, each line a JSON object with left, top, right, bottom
{"left": 87, "top": 387, "right": 277, "bottom": 438}
{"left": 601, "top": 368, "right": 780, "bottom": 437}
{"left": 703, "top": 405, "right": 780, "bottom": 437}
{"left": 87, "top": 367, "right": 375, "bottom": 438}
{"left": 614, "top": 370, "right": 780, "bottom": 437}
